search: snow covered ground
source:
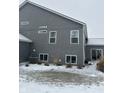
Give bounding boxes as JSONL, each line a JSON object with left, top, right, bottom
{"left": 19, "top": 62, "right": 104, "bottom": 93}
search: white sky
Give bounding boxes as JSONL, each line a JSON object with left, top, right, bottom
{"left": 20, "top": 0, "right": 104, "bottom": 38}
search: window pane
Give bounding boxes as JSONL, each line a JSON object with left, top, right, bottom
{"left": 66, "top": 56, "right": 70, "bottom": 63}
{"left": 50, "top": 38, "right": 55, "bottom": 43}
{"left": 50, "top": 32, "right": 56, "bottom": 37}
{"left": 71, "top": 56, "right": 76, "bottom": 63}
{"left": 71, "top": 38, "right": 78, "bottom": 43}
{"left": 71, "top": 30, "right": 79, "bottom": 37}
{"left": 92, "top": 50, "right": 96, "bottom": 60}
{"left": 44, "top": 55, "right": 48, "bottom": 61}
{"left": 40, "top": 54, "right": 43, "bottom": 60}
{"left": 96, "top": 50, "right": 102, "bottom": 59}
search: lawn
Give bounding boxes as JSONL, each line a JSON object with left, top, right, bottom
{"left": 19, "top": 62, "right": 104, "bottom": 93}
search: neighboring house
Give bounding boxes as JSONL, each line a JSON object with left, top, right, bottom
{"left": 19, "top": 0, "right": 104, "bottom": 66}
{"left": 85, "top": 38, "right": 104, "bottom": 61}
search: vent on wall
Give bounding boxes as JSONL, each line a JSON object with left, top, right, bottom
{"left": 38, "top": 30, "right": 47, "bottom": 34}
{"left": 20, "top": 21, "right": 29, "bottom": 25}
{"left": 39, "top": 26, "right": 47, "bottom": 29}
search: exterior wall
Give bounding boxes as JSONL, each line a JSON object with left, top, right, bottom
{"left": 19, "top": 3, "right": 85, "bottom": 66}
{"left": 85, "top": 45, "right": 104, "bottom": 61}
{"left": 19, "top": 41, "right": 31, "bottom": 62}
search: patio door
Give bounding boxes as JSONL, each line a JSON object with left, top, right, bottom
{"left": 91, "top": 49, "right": 103, "bottom": 60}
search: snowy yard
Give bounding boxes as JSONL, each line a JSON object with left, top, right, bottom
{"left": 19, "top": 62, "right": 104, "bottom": 93}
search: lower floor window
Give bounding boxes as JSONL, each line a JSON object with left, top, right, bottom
{"left": 65, "top": 55, "right": 77, "bottom": 64}
{"left": 39, "top": 53, "right": 48, "bottom": 61}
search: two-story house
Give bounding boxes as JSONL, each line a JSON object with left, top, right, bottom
{"left": 19, "top": 0, "right": 104, "bottom": 66}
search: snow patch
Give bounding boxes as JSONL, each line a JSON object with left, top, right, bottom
{"left": 19, "top": 34, "right": 32, "bottom": 43}
{"left": 19, "top": 62, "right": 103, "bottom": 77}
{"left": 20, "top": 61, "right": 104, "bottom": 93}
{"left": 20, "top": 81, "right": 104, "bottom": 93}
{"left": 87, "top": 38, "right": 104, "bottom": 45}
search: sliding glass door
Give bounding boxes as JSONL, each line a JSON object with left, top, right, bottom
{"left": 91, "top": 49, "right": 103, "bottom": 60}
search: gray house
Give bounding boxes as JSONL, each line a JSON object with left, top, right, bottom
{"left": 19, "top": 0, "right": 104, "bottom": 66}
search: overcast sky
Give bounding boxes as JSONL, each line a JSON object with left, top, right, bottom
{"left": 20, "top": 0, "right": 104, "bottom": 38}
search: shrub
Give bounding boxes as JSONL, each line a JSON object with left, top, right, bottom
{"left": 85, "top": 60, "right": 88, "bottom": 64}
{"left": 44, "top": 62, "right": 49, "bottom": 66}
{"left": 25, "top": 64, "right": 29, "bottom": 67}
{"left": 30, "top": 61, "right": 37, "bottom": 64}
{"left": 97, "top": 58, "right": 104, "bottom": 72}
{"left": 29, "top": 58, "right": 37, "bottom": 64}
{"left": 55, "top": 62, "right": 63, "bottom": 66}
{"left": 53, "top": 58, "right": 58, "bottom": 65}
{"left": 37, "top": 62, "right": 42, "bottom": 65}
{"left": 66, "top": 64, "right": 72, "bottom": 68}
{"left": 53, "top": 58, "right": 62, "bottom": 66}
{"left": 77, "top": 65, "right": 82, "bottom": 69}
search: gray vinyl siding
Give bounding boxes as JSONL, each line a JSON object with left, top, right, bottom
{"left": 19, "top": 42, "right": 31, "bottom": 62}
{"left": 19, "top": 3, "right": 85, "bottom": 66}
{"left": 85, "top": 45, "right": 104, "bottom": 61}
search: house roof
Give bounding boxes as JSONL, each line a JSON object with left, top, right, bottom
{"left": 87, "top": 38, "right": 104, "bottom": 46}
{"left": 19, "top": 33, "right": 32, "bottom": 43}
{"left": 20, "top": 0, "right": 85, "bottom": 25}
{"left": 19, "top": 0, "right": 88, "bottom": 38}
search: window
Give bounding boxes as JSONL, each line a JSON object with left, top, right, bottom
{"left": 49, "top": 31, "right": 57, "bottom": 44}
{"left": 39, "top": 53, "right": 48, "bottom": 62}
{"left": 20, "top": 21, "right": 29, "bottom": 25}
{"left": 70, "top": 30, "right": 79, "bottom": 44}
{"left": 65, "top": 55, "right": 77, "bottom": 64}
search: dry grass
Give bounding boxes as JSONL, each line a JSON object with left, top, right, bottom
{"left": 97, "top": 58, "right": 104, "bottom": 72}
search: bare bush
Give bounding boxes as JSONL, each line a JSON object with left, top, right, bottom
{"left": 97, "top": 58, "right": 104, "bottom": 72}
{"left": 66, "top": 64, "right": 72, "bottom": 68}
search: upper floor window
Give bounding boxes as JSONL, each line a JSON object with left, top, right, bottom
{"left": 70, "top": 30, "right": 79, "bottom": 44}
{"left": 49, "top": 31, "right": 57, "bottom": 44}
{"left": 20, "top": 21, "right": 29, "bottom": 25}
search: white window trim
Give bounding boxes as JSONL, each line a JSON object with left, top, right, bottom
{"left": 70, "top": 30, "right": 79, "bottom": 44}
{"left": 49, "top": 31, "right": 57, "bottom": 44}
{"left": 90, "top": 48, "right": 103, "bottom": 60}
{"left": 39, "top": 53, "right": 49, "bottom": 62}
{"left": 65, "top": 54, "right": 77, "bottom": 64}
